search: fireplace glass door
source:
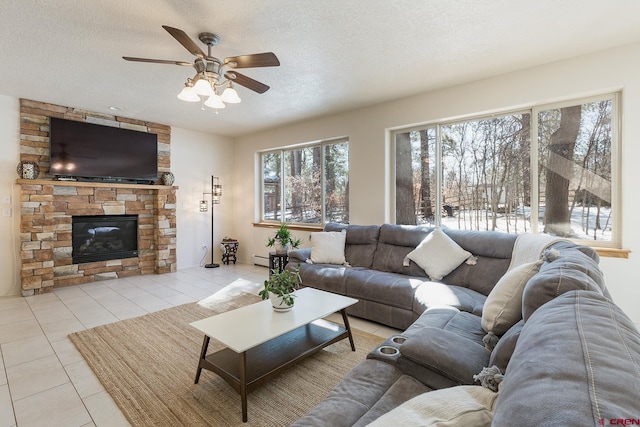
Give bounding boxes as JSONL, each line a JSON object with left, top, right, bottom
{"left": 72, "top": 215, "right": 138, "bottom": 264}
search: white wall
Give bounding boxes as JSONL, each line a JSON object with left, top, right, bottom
{"left": 235, "top": 42, "right": 640, "bottom": 326}
{"left": 0, "top": 95, "right": 20, "bottom": 296}
{"left": 170, "top": 127, "right": 234, "bottom": 269}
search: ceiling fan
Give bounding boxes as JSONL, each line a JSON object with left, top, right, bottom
{"left": 123, "top": 25, "right": 280, "bottom": 109}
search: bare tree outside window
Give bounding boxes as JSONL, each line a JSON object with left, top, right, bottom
{"left": 538, "top": 100, "right": 612, "bottom": 241}
{"left": 394, "top": 94, "right": 616, "bottom": 245}
{"left": 261, "top": 139, "right": 349, "bottom": 225}
{"left": 441, "top": 114, "right": 531, "bottom": 233}
{"left": 395, "top": 128, "right": 436, "bottom": 225}
{"left": 324, "top": 141, "right": 349, "bottom": 223}
{"left": 262, "top": 152, "right": 281, "bottom": 221}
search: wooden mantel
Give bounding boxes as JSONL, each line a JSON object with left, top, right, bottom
{"left": 16, "top": 178, "right": 175, "bottom": 190}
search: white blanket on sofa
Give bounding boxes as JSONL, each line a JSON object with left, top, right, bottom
{"left": 366, "top": 386, "right": 498, "bottom": 427}
{"left": 508, "top": 233, "right": 565, "bottom": 271}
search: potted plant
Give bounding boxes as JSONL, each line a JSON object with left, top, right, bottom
{"left": 259, "top": 265, "right": 301, "bottom": 311}
{"left": 266, "top": 223, "right": 302, "bottom": 254}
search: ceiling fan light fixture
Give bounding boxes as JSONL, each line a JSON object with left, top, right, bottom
{"left": 123, "top": 26, "right": 280, "bottom": 110}
{"left": 221, "top": 84, "right": 241, "bottom": 104}
{"left": 204, "top": 94, "right": 226, "bottom": 109}
{"left": 177, "top": 83, "right": 200, "bottom": 102}
{"left": 193, "top": 77, "right": 214, "bottom": 97}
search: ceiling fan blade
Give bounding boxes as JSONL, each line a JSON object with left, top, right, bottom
{"left": 224, "top": 52, "right": 280, "bottom": 68}
{"left": 225, "top": 72, "right": 270, "bottom": 94}
{"left": 122, "top": 56, "right": 193, "bottom": 66}
{"left": 162, "top": 25, "right": 206, "bottom": 58}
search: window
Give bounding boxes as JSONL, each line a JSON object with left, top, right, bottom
{"left": 261, "top": 139, "right": 349, "bottom": 225}
{"left": 394, "top": 93, "right": 619, "bottom": 247}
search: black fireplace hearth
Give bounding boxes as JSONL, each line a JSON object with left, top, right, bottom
{"left": 72, "top": 215, "right": 138, "bottom": 264}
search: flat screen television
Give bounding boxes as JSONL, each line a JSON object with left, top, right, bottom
{"left": 49, "top": 117, "right": 158, "bottom": 183}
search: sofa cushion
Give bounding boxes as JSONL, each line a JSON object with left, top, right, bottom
{"left": 488, "top": 319, "right": 524, "bottom": 374}
{"left": 493, "top": 290, "right": 640, "bottom": 426}
{"left": 400, "top": 323, "right": 491, "bottom": 385}
{"left": 297, "top": 262, "right": 353, "bottom": 295}
{"left": 522, "top": 247, "right": 605, "bottom": 321}
{"left": 347, "top": 298, "right": 415, "bottom": 330}
{"left": 481, "top": 260, "right": 542, "bottom": 335}
{"left": 308, "top": 230, "right": 347, "bottom": 264}
{"left": 407, "top": 228, "right": 472, "bottom": 281}
{"left": 413, "top": 282, "right": 486, "bottom": 316}
{"left": 325, "top": 223, "right": 381, "bottom": 268}
{"left": 367, "top": 386, "right": 497, "bottom": 427}
{"left": 287, "top": 248, "right": 311, "bottom": 264}
{"left": 345, "top": 269, "right": 423, "bottom": 311}
{"left": 372, "top": 224, "right": 432, "bottom": 276}
{"left": 406, "top": 307, "right": 488, "bottom": 345}
{"left": 442, "top": 230, "right": 516, "bottom": 295}
{"left": 351, "top": 375, "right": 434, "bottom": 427}
{"left": 292, "top": 359, "right": 431, "bottom": 427}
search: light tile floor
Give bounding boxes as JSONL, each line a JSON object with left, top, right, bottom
{"left": 0, "top": 264, "right": 399, "bottom": 427}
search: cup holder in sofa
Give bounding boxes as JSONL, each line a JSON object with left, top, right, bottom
{"left": 378, "top": 345, "right": 400, "bottom": 356}
{"left": 391, "top": 335, "right": 407, "bottom": 345}
{"left": 367, "top": 337, "right": 404, "bottom": 363}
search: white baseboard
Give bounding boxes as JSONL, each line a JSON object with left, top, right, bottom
{"left": 252, "top": 255, "right": 269, "bottom": 267}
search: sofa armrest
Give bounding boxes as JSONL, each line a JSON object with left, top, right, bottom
{"left": 288, "top": 248, "right": 311, "bottom": 263}
{"left": 399, "top": 327, "right": 490, "bottom": 385}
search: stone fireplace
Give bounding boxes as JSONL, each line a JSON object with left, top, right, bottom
{"left": 18, "top": 180, "right": 177, "bottom": 295}
{"left": 17, "top": 99, "right": 177, "bottom": 295}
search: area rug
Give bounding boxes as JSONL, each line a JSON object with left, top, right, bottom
{"left": 69, "top": 290, "right": 384, "bottom": 426}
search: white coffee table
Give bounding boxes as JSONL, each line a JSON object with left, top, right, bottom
{"left": 190, "top": 287, "right": 358, "bottom": 422}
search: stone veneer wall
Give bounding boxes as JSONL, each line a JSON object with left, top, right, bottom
{"left": 18, "top": 99, "right": 177, "bottom": 295}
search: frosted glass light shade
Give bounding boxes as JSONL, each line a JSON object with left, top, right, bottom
{"left": 205, "top": 94, "right": 226, "bottom": 109}
{"left": 194, "top": 78, "right": 214, "bottom": 97}
{"left": 221, "top": 86, "right": 241, "bottom": 103}
{"left": 177, "top": 85, "right": 200, "bottom": 102}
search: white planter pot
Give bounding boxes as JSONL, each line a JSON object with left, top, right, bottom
{"left": 274, "top": 242, "right": 289, "bottom": 255}
{"left": 269, "top": 292, "right": 294, "bottom": 312}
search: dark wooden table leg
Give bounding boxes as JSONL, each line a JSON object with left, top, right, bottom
{"left": 340, "top": 309, "right": 356, "bottom": 351}
{"left": 195, "top": 335, "right": 210, "bottom": 384}
{"left": 240, "top": 351, "right": 248, "bottom": 422}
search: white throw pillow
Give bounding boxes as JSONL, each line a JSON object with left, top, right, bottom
{"left": 367, "top": 385, "right": 497, "bottom": 427}
{"left": 406, "top": 228, "right": 471, "bottom": 281}
{"left": 481, "top": 260, "right": 542, "bottom": 335}
{"left": 309, "top": 230, "right": 347, "bottom": 265}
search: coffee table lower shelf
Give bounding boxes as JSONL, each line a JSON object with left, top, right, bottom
{"left": 194, "top": 316, "right": 355, "bottom": 422}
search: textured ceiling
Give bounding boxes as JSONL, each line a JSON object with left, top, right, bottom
{"left": 2, "top": 1, "right": 640, "bottom": 137}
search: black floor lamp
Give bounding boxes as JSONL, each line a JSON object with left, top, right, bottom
{"left": 200, "top": 176, "right": 222, "bottom": 268}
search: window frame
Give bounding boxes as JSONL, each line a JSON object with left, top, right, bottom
{"left": 391, "top": 92, "right": 621, "bottom": 248}
{"left": 258, "top": 137, "right": 349, "bottom": 226}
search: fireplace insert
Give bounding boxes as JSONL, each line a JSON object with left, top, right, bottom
{"left": 72, "top": 215, "right": 138, "bottom": 264}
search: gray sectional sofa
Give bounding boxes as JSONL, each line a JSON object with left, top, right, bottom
{"left": 288, "top": 223, "right": 640, "bottom": 426}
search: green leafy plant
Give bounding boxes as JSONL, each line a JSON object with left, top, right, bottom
{"left": 259, "top": 265, "right": 302, "bottom": 307}
{"left": 266, "top": 223, "right": 302, "bottom": 250}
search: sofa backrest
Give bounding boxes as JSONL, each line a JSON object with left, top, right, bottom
{"left": 493, "top": 290, "right": 640, "bottom": 425}
{"left": 443, "top": 230, "right": 516, "bottom": 296}
{"left": 325, "top": 223, "right": 601, "bottom": 300}
{"left": 369, "top": 224, "right": 516, "bottom": 295}
{"left": 522, "top": 243, "right": 607, "bottom": 321}
{"left": 370, "top": 224, "right": 432, "bottom": 276}
{"left": 324, "top": 223, "right": 380, "bottom": 268}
